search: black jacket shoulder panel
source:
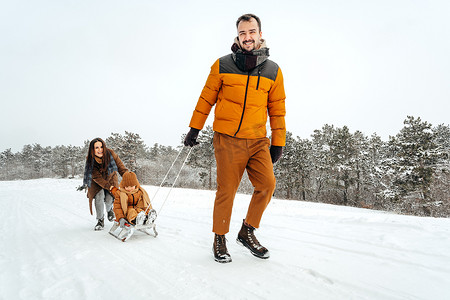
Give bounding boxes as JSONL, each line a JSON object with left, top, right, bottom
{"left": 256, "top": 60, "right": 279, "bottom": 82}
{"left": 219, "top": 54, "right": 245, "bottom": 75}
{"left": 219, "top": 54, "right": 280, "bottom": 81}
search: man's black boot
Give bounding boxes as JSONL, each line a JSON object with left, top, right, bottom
{"left": 213, "top": 233, "right": 232, "bottom": 263}
{"left": 237, "top": 220, "right": 270, "bottom": 259}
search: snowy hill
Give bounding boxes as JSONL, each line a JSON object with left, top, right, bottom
{"left": 1, "top": 179, "right": 450, "bottom": 300}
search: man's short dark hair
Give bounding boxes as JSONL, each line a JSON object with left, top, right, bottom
{"left": 236, "top": 13, "right": 261, "bottom": 32}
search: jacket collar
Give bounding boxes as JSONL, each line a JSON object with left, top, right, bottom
{"left": 231, "top": 37, "right": 269, "bottom": 72}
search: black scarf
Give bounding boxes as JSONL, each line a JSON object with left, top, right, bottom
{"left": 231, "top": 39, "right": 269, "bottom": 72}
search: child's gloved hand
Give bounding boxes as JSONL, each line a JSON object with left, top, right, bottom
{"left": 119, "top": 218, "right": 127, "bottom": 228}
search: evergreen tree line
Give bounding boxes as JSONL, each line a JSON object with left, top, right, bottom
{"left": 273, "top": 116, "right": 450, "bottom": 217}
{"left": 1, "top": 117, "right": 449, "bottom": 217}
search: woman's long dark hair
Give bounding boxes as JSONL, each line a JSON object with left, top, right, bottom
{"left": 86, "top": 137, "right": 111, "bottom": 173}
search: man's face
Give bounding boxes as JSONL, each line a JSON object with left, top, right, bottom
{"left": 237, "top": 18, "right": 262, "bottom": 52}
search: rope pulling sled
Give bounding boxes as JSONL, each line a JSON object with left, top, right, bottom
{"left": 109, "top": 146, "right": 193, "bottom": 242}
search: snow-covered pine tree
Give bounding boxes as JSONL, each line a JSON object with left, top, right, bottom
{"left": 149, "top": 143, "right": 160, "bottom": 161}
{"left": 0, "top": 148, "right": 16, "bottom": 180}
{"left": 51, "top": 145, "right": 71, "bottom": 178}
{"left": 328, "top": 126, "right": 358, "bottom": 205}
{"left": 350, "top": 131, "right": 372, "bottom": 206}
{"left": 186, "top": 125, "right": 216, "bottom": 189}
{"left": 430, "top": 123, "right": 450, "bottom": 215}
{"left": 274, "top": 132, "right": 313, "bottom": 200}
{"left": 106, "top": 131, "right": 146, "bottom": 172}
{"left": 66, "top": 145, "right": 81, "bottom": 178}
{"left": 365, "top": 133, "right": 391, "bottom": 208}
{"left": 388, "top": 116, "right": 439, "bottom": 215}
{"left": 310, "top": 124, "right": 335, "bottom": 203}
{"left": 274, "top": 131, "right": 297, "bottom": 199}
{"left": 20, "top": 144, "right": 34, "bottom": 179}
{"left": 138, "top": 144, "right": 179, "bottom": 186}
{"left": 433, "top": 124, "right": 450, "bottom": 167}
{"left": 30, "top": 144, "right": 44, "bottom": 178}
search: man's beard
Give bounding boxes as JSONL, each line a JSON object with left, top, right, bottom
{"left": 241, "top": 39, "right": 260, "bottom": 51}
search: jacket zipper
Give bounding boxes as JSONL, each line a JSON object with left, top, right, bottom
{"left": 132, "top": 194, "right": 135, "bottom": 207}
{"left": 234, "top": 72, "right": 251, "bottom": 137}
{"left": 256, "top": 68, "right": 261, "bottom": 90}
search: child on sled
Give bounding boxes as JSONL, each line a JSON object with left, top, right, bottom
{"left": 111, "top": 171, "right": 157, "bottom": 228}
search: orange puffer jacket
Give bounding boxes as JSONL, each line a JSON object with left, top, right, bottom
{"left": 112, "top": 189, "right": 146, "bottom": 221}
{"left": 189, "top": 53, "right": 286, "bottom": 146}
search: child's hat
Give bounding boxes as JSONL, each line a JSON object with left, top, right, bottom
{"left": 120, "top": 171, "right": 140, "bottom": 188}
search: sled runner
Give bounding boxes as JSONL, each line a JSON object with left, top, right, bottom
{"left": 109, "top": 209, "right": 158, "bottom": 242}
{"left": 108, "top": 146, "right": 192, "bottom": 242}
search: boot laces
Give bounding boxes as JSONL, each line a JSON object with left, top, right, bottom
{"left": 215, "top": 235, "right": 228, "bottom": 254}
{"left": 246, "top": 227, "right": 263, "bottom": 250}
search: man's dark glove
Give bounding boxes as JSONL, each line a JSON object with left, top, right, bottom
{"left": 270, "top": 146, "right": 283, "bottom": 164}
{"left": 184, "top": 128, "right": 200, "bottom": 147}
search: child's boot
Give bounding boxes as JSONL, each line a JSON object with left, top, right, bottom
{"left": 145, "top": 209, "right": 157, "bottom": 225}
{"left": 135, "top": 211, "right": 146, "bottom": 226}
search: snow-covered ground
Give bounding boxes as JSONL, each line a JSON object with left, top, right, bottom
{"left": 1, "top": 179, "right": 450, "bottom": 300}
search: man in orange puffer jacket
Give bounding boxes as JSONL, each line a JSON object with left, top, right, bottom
{"left": 184, "top": 13, "right": 286, "bottom": 263}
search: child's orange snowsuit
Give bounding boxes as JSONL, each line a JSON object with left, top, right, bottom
{"left": 111, "top": 171, "right": 152, "bottom": 223}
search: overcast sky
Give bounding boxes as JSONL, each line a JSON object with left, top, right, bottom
{"left": 1, "top": 0, "right": 449, "bottom": 152}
